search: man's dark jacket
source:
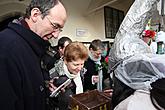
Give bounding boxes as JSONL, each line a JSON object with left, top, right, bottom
{"left": 0, "top": 22, "right": 50, "bottom": 110}
{"left": 83, "top": 57, "right": 108, "bottom": 91}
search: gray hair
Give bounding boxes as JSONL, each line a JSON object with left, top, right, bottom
{"left": 89, "top": 39, "right": 104, "bottom": 51}
{"left": 25, "top": 0, "right": 58, "bottom": 19}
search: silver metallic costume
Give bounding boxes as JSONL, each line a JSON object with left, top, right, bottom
{"left": 108, "top": 0, "right": 165, "bottom": 91}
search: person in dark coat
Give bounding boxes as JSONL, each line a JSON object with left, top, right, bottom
{"left": 83, "top": 39, "right": 108, "bottom": 92}
{"left": 0, "top": 0, "right": 67, "bottom": 110}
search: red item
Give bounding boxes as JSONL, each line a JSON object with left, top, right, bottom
{"left": 105, "top": 56, "right": 109, "bottom": 63}
{"left": 143, "top": 30, "right": 156, "bottom": 39}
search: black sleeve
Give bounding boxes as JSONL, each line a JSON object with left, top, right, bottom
{"left": 83, "top": 60, "right": 97, "bottom": 91}
{"left": 111, "top": 75, "right": 135, "bottom": 109}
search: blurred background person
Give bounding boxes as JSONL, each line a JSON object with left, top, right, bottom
{"left": 83, "top": 39, "right": 109, "bottom": 92}
{"left": 54, "top": 36, "right": 72, "bottom": 58}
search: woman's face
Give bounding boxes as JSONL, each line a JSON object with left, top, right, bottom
{"left": 64, "top": 59, "right": 85, "bottom": 75}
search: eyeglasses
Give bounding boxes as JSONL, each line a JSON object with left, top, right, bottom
{"left": 46, "top": 17, "right": 63, "bottom": 32}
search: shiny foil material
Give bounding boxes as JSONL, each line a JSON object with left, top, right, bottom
{"left": 109, "top": 0, "right": 160, "bottom": 70}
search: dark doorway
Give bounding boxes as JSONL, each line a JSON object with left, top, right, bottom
{"left": 0, "top": 15, "right": 20, "bottom": 31}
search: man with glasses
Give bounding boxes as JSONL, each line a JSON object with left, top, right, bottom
{"left": 46, "top": 16, "right": 63, "bottom": 32}
{"left": 0, "top": 0, "right": 67, "bottom": 110}
{"left": 83, "top": 39, "right": 109, "bottom": 92}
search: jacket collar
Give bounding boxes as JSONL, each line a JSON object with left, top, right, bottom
{"left": 8, "top": 22, "right": 50, "bottom": 57}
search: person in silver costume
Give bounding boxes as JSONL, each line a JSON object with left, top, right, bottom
{"left": 108, "top": 0, "right": 165, "bottom": 109}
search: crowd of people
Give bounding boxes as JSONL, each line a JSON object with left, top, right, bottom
{"left": 1, "top": 0, "right": 165, "bottom": 110}
{"left": 0, "top": 0, "right": 111, "bottom": 110}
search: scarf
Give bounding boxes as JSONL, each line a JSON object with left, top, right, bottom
{"left": 89, "top": 51, "right": 103, "bottom": 91}
{"left": 63, "top": 63, "right": 83, "bottom": 94}
{"left": 12, "top": 17, "right": 30, "bottom": 29}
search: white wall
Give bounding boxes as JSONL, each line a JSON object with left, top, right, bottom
{"left": 0, "top": 0, "right": 133, "bottom": 46}
{"left": 0, "top": 1, "right": 28, "bottom": 21}
{"left": 52, "top": 0, "right": 114, "bottom": 46}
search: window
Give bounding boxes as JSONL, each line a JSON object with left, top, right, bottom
{"left": 104, "top": 6, "right": 124, "bottom": 39}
